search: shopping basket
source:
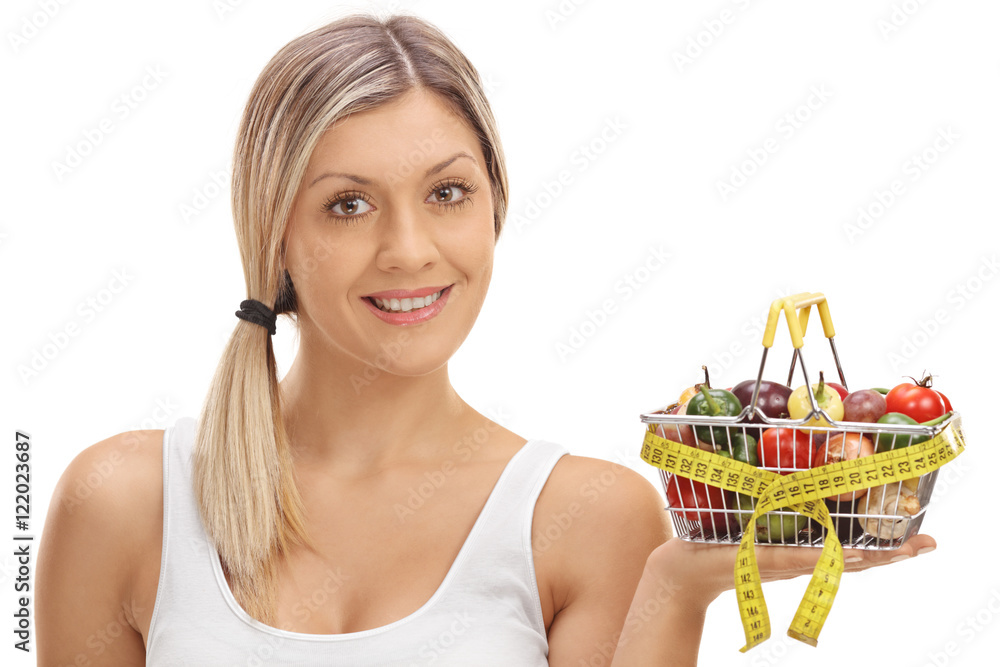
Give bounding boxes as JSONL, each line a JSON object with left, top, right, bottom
{"left": 639, "top": 292, "right": 964, "bottom": 551}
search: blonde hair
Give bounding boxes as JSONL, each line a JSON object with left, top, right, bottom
{"left": 193, "top": 13, "right": 508, "bottom": 624}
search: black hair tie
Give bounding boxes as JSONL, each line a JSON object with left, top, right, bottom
{"left": 236, "top": 299, "right": 277, "bottom": 335}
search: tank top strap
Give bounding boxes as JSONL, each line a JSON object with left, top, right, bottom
{"left": 147, "top": 415, "right": 234, "bottom": 659}
{"left": 435, "top": 438, "right": 568, "bottom": 636}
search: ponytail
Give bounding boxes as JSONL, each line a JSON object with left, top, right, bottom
{"left": 192, "top": 272, "right": 310, "bottom": 624}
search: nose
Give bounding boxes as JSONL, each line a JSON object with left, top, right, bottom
{"left": 374, "top": 202, "right": 439, "bottom": 274}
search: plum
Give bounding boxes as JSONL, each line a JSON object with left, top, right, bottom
{"left": 842, "top": 389, "right": 887, "bottom": 423}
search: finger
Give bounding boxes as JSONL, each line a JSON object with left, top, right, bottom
{"left": 842, "top": 534, "right": 937, "bottom": 571}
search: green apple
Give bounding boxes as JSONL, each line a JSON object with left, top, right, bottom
{"left": 734, "top": 493, "right": 808, "bottom": 543}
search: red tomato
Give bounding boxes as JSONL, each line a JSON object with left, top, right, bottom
{"left": 827, "top": 382, "right": 849, "bottom": 400}
{"left": 938, "top": 390, "right": 953, "bottom": 412}
{"left": 758, "top": 428, "right": 814, "bottom": 473}
{"left": 665, "top": 475, "right": 731, "bottom": 532}
{"left": 886, "top": 380, "right": 947, "bottom": 423}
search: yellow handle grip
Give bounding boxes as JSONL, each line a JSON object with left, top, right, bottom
{"left": 762, "top": 292, "right": 836, "bottom": 349}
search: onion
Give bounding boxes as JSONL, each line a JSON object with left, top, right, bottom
{"left": 811, "top": 432, "right": 875, "bottom": 501}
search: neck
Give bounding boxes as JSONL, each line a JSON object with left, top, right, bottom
{"left": 277, "top": 337, "right": 475, "bottom": 474}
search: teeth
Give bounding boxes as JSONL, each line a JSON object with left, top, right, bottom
{"left": 372, "top": 290, "right": 443, "bottom": 313}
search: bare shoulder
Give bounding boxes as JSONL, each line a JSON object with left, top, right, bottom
{"left": 536, "top": 453, "right": 670, "bottom": 538}
{"left": 532, "top": 452, "right": 673, "bottom": 661}
{"left": 36, "top": 428, "right": 165, "bottom": 665}
{"left": 49, "top": 428, "right": 164, "bottom": 544}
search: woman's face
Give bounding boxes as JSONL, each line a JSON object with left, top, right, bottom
{"left": 283, "top": 88, "right": 496, "bottom": 378}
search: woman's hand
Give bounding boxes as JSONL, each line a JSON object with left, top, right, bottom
{"left": 650, "top": 531, "right": 937, "bottom": 604}
{"left": 611, "top": 533, "right": 937, "bottom": 666}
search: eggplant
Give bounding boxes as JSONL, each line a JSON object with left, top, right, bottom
{"left": 731, "top": 379, "right": 793, "bottom": 438}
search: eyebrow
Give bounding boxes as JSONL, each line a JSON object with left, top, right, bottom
{"left": 308, "top": 151, "right": 476, "bottom": 189}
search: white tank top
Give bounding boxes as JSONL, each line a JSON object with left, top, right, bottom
{"left": 146, "top": 416, "right": 568, "bottom": 666}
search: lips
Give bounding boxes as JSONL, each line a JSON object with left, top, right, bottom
{"left": 361, "top": 285, "right": 453, "bottom": 325}
{"left": 370, "top": 289, "right": 443, "bottom": 313}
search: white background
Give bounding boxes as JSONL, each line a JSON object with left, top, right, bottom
{"left": 3, "top": 0, "right": 999, "bottom": 665}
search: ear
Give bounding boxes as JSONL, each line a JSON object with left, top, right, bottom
{"left": 275, "top": 269, "right": 297, "bottom": 314}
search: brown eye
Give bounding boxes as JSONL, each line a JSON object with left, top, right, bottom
{"left": 329, "top": 197, "right": 372, "bottom": 217}
{"left": 425, "top": 182, "right": 472, "bottom": 206}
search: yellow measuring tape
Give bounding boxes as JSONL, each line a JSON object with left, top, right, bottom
{"left": 639, "top": 418, "right": 965, "bottom": 652}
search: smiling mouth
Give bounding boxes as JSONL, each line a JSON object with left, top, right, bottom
{"left": 368, "top": 289, "right": 444, "bottom": 313}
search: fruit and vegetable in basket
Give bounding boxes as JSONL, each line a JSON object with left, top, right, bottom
{"left": 664, "top": 474, "right": 732, "bottom": 534}
{"left": 787, "top": 371, "right": 844, "bottom": 431}
{"left": 841, "top": 389, "right": 886, "bottom": 423}
{"left": 733, "top": 492, "right": 809, "bottom": 543}
{"left": 656, "top": 366, "right": 957, "bottom": 543}
{"left": 730, "top": 379, "right": 792, "bottom": 441}
{"left": 686, "top": 385, "right": 742, "bottom": 447}
{"left": 885, "top": 375, "right": 949, "bottom": 423}
{"left": 757, "top": 427, "right": 813, "bottom": 473}
{"left": 856, "top": 481, "right": 921, "bottom": 540}
{"left": 811, "top": 433, "right": 875, "bottom": 501}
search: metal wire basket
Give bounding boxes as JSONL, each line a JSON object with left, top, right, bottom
{"left": 639, "top": 292, "right": 962, "bottom": 550}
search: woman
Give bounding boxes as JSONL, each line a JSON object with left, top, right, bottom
{"left": 35, "top": 13, "right": 935, "bottom": 666}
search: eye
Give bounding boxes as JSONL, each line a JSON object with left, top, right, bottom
{"left": 321, "top": 191, "right": 375, "bottom": 223}
{"left": 329, "top": 196, "right": 373, "bottom": 216}
{"left": 425, "top": 178, "right": 478, "bottom": 207}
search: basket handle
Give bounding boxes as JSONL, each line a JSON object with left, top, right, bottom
{"left": 762, "top": 292, "right": 836, "bottom": 349}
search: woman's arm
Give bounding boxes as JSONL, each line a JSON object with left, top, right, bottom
{"left": 36, "top": 432, "right": 160, "bottom": 666}
{"left": 610, "top": 524, "right": 938, "bottom": 666}
{"left": 538, "top": 456, "right": 938, "bottom": 666}
{"left": 538, "top": 456, "right": 673, "bottom": 666}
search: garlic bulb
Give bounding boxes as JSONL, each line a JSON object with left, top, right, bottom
{"left": 857, "top": 481, "right": 921, "bottom": 540}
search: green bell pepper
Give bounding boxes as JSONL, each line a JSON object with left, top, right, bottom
{"left": 874, "top": 411, "right": 952, "bottom": 452}
{"left": 687, "top": 385, "right": 743, "bottom": 447}
{"left": 710, "top": 434, "right": 758, "bottom": 466}
{"left": 729, "top": 433, "right": 758, "bottom": 466}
